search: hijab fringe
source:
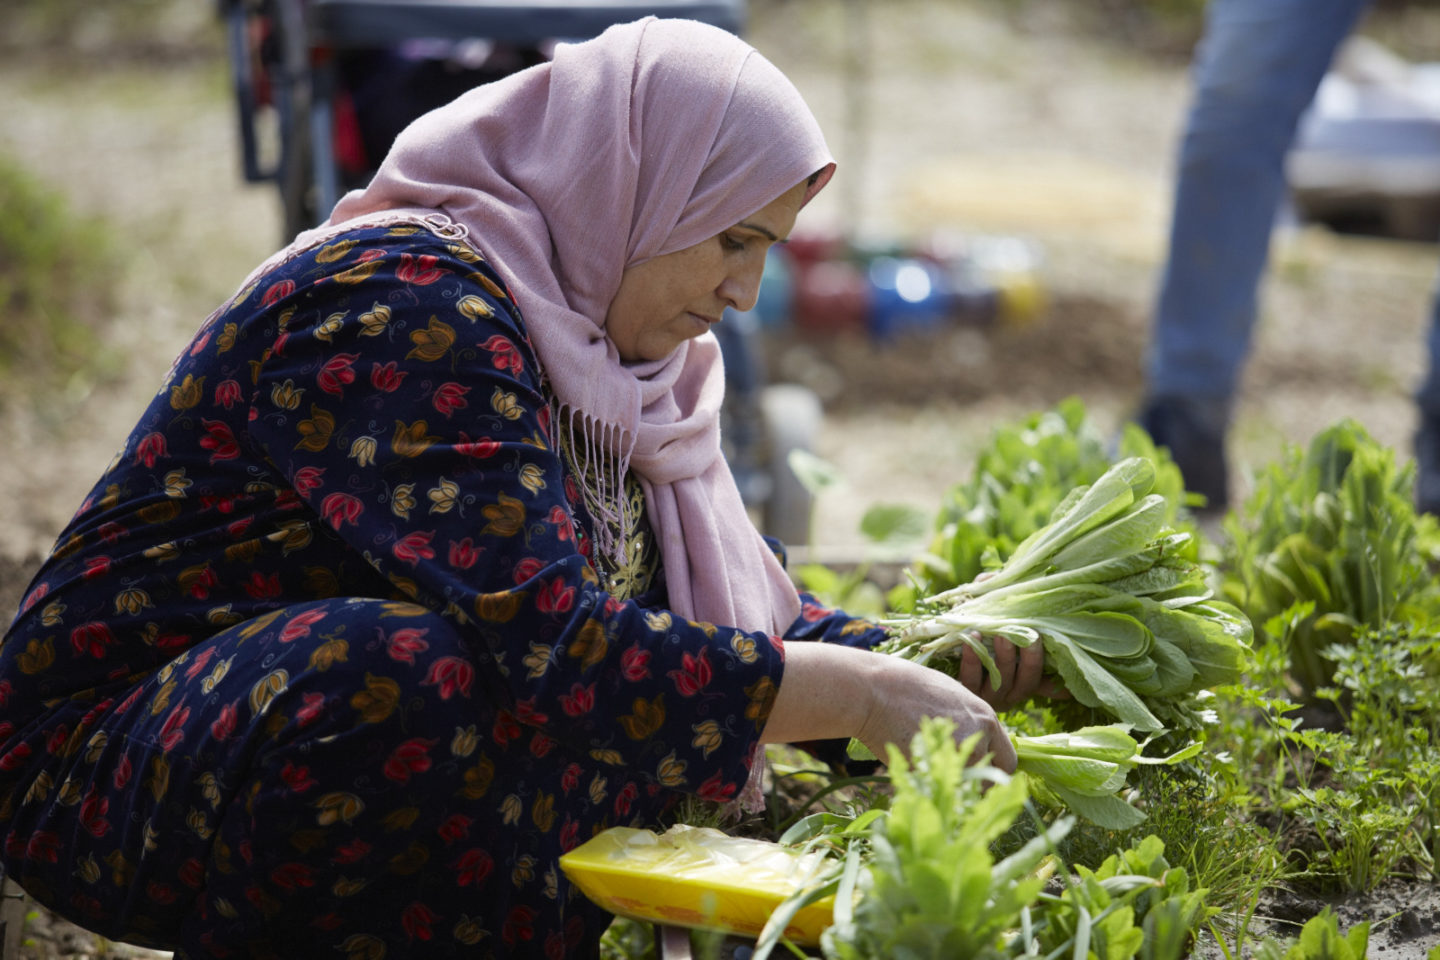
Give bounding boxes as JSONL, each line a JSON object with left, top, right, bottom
{"left": 554, "top": 400, "right": 636, "bottom": 568}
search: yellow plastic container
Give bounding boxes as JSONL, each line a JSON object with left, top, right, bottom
{"left": 559, "top": 824, "right": 836, "bottom": 945}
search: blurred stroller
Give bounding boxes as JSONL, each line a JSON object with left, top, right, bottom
{"left": 221, "top": 0, "right": 821, "bottom": 548}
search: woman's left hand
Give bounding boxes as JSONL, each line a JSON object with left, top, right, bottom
{"left": 958, "top": 638, "right": 1067, "bottom": 711}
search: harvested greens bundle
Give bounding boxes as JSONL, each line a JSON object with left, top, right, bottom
{"left": 897, "top": 398, "right": 1193, "bottom": 610}
{"left": 1013, "top": 725, "right": 1200, "bottom": 829}
{"left": 881, "top": 457, "right": 1252, "bottom": 732}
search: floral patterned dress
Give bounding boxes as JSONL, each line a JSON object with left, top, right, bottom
{"left": 0, "top": 223, "right": 884, "bottom": 959}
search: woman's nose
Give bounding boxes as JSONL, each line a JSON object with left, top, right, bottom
{"left": 719, "top": 256, "right": 766, "bottom": 313}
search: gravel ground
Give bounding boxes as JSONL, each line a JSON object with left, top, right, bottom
{"left": 1, "top": 1, "right": 1439, "bottom": 956}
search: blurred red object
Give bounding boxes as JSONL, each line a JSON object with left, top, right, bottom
{"left": 791, "top": 258, "right": 870, "bottom": 334}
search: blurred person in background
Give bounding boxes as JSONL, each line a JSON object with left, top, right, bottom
{"left": 1133, "top": 0, "right": 1440, "bottom": 514}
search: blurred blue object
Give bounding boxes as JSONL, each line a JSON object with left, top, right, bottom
{"left": 866, "top": 256, "right": 948, "bottom": 340}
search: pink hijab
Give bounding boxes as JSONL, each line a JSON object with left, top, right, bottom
{"left": 315, "top": 17, "right": 834, "bottom": 636}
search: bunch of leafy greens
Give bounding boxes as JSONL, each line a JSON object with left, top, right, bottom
{"left": 766, "top": 719, "right": 1213, "bottom": 960}
{"left": 1220, "top": 419, "right": 1440, "bottom": 697}
{"left": 882, "top": 457, "right": 1252, "bottom": 733}
{"left": 1014, "top": 725, "right": 1200, "bottom": 830}
{"left": 895, "top": 397, "right": 1193, "bottom": 613}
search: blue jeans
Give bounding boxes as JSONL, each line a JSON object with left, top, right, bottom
{"left": 1146, "top": 0, "right": 1379, "bottom": 408}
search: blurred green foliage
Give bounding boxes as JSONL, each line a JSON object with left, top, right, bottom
{"left": 0, "top": 154, "right": 117, "bottom": 401}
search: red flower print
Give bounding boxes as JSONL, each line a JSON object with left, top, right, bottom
{"left": 296, "top": 691, "right": 326, "bottom": 727}
{"left": 214, "top": 379, "right": 244, "bottom": 409}
{"left": 159, "top": 702, "right": 190, "bottom": 752}
{"left": 513, "top": 556, "right": 545, "bottom": 584}
{"left": 370, "top": 361, "right": 408, "bottom": 392}
{"left": 18, "top": 581, "right": 47, "bottom": 614}
{"left": 432, "top": 381, "right": 470, "bottom": 416}
{"left": 802, "top": 600, "right": 833, "bottom": 623}
{"left": 243, "top": 571, "right": 283, "bottom": 600}
{"left": 448, "top": 538, "right": 481, "bottom": 570}
{"left": 559, "top": 818, "right": 580, "bottom": 852}
{"left": 211, "top": 701, "right": 239, "bottom": 741}
{"left": 503, "top": 905, "right": 537, "bottom": 945}
{"left": 493, "top": 710, "right": 522, "bottom": 746}
{"left": 25, "top": 830, "right": 60, "bottom": 864}
{"left": 402, "top": 901, "right": 438, "bottom": 941}
{"left": 423, "top": 656, "right": 473, "bottom": 700}
{"left": 530, "top": 731, "right": 556, "bottom": 758}
{"left": 270, "top": 862, "right": 316, "bottom": 892}
{"left": 178, "top": 857, "right": 205, "bottom": 889}
{"left": 667, "top": 649, "right": 712, "bottom": 697}
{"left": 697, "top": 770, "right": 738, "bottom": 803}
{"left": 186, "top": 565, "right": 218, "bottom": 600}
{"left": 614, "top": 781, "right": 638, "bottom": 817}
{"left": 332, "top": 839, "right": 371, "bottom": 865}
{"left": 260, "top": 279, "right": 296, "bottom": 306}
{"left": 112, "top": 753, "right": 132, "bottom": 790}
{"left": 70, "top": 622, "right": 115, "bottom": 659}
{"left": 190, "top": 330, "right": 213, "bottom": 355}
{"left": 80, "top": 788, "right": 111, "bottom": 838}
{"left": 97, "top": 522, "right": 126, "bottom": 544}
{"left": 481, "top": 334, "right": 524, "bottom": 376}
{"left": 514, "top": 697, "right": 549, "bottom": 725}
{"left": 293, "top": 465, "right": 326, "bottom": 496}
{"left": 281, "top": 761, "right": 316, "bottom": 792}
{"left": 560, "top": 762, "right": 582, "bottom": 794}
{"left": 82, "top": 556, "right": 111, "bottom": 580}
{"left": 279, "top": 608, "right": 328, "bottom": 643}
{"left": 383, "top": 737, "right": 437, "bottom": 783}
{"left": 275, "top": 488, "right": 304, "bottom": 510}
{"left": 316, "top": 352, "right": 359, "bottom": 396}
{"left": 116, "top": 687, "right": 144, "bottom": 716}
{"left": 226, "top": 517, "right": 252, "bottom": 539}
{"left": 147, "top": 881, "right": 178, "bottom": 906}
{"left": 0, "top": 742, "right": 30, "bottom": 773}
{"left": 135, "top": 431, "right": 168, "bottom": 467}
{"left": 536, "top": 577, "right": 575, "bottom": 614}
{"left": 154, "top": 630, "right": 191, "bottom": 653}
{"left": 45, "top": 724, "right": 69, "bottom": 756}
{"left": 397, "top": 253, "right": 448, "bottom": 285}
{"left": 621, "top": 645, "right": 652, "bottom": 682}
{"left": 386, "top": 627, "right": 430, "bottom": 664}
{"left": 559, "top": 683, "right": 595, "bottom": 718}
{"left": 393, "top": 530, "right": 436, "bottom": 565}
{"left": 436, "top": 813, "right": 472, "bottom": 845}
{"left": 199, "top": 419, "right": 240, "bottom": 462}
{"left": 320, "top": 491, "right": 364, "bottom": 530}
{"left": 452, "top": 848, "right": 493, "bottom": 887}
{"left": 455, "top": 432, "right": 499, "bottom": 459}
{"left": 0, "top": 681, "right": 9, "bottom": 709}
{"left": 545, "top": 506, "right": 575, "bottom": 542}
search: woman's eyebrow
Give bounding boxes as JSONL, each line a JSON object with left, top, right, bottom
{"left": 734, "top": 221, "right": 782, "bottom": 243}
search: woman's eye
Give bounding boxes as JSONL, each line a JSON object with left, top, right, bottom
{"left": 720, "top": 234, "right": 746, "bottom": 252}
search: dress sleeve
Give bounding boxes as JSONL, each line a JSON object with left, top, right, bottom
{"left": 242, "top": 229, "right": 783, "bottom": 803}
{"left": 761, "top": 535, "right": 889, "bottom": 651}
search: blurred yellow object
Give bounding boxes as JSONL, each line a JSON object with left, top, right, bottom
{"left": 559, "top": 823, "right": 836, "bottom": 945}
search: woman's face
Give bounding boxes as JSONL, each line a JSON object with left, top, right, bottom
{"left": 605, "top": 180, "right": 809, "bottom": 363}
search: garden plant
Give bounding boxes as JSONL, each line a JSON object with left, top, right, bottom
{"left": 599, "top": 400, "right": 1440, "bottom": 960}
